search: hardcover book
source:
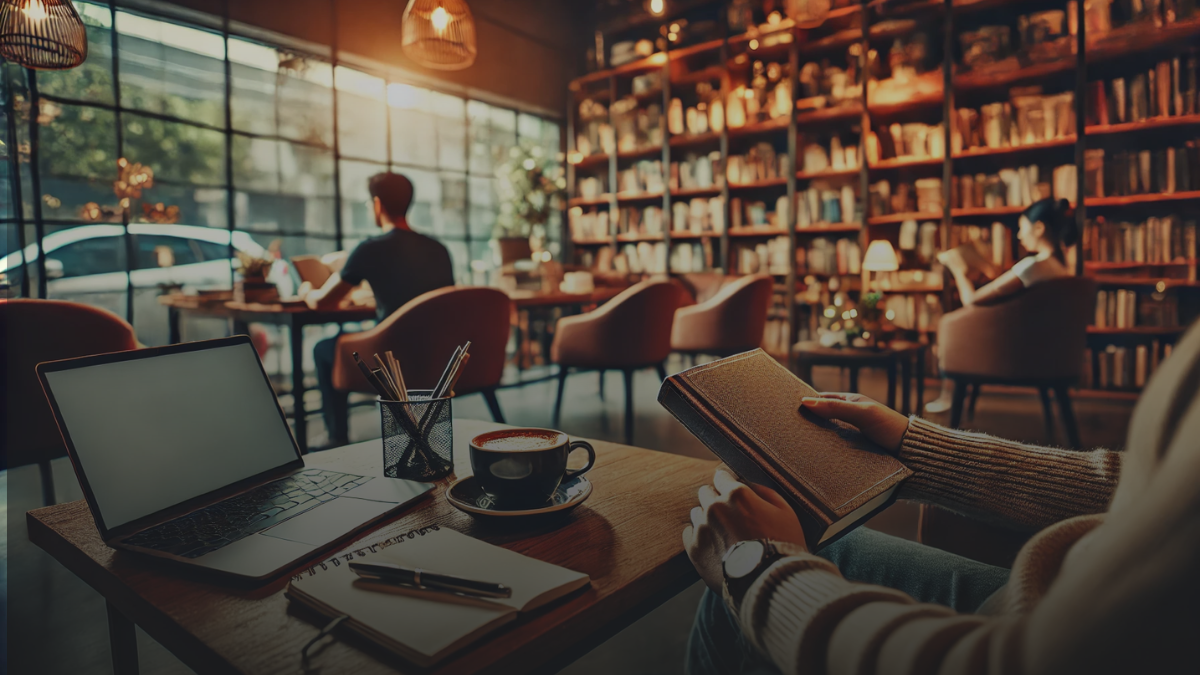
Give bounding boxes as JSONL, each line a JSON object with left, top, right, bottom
{"left": 658, "top": 350, "right": 912, "bottom": 549}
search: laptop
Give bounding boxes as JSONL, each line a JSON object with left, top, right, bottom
{"left": 36, "top": 335, "right": 433, "bottom": 581}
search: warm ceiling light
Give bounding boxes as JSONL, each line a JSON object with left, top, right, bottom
{"left": 648, "top": 0, "right": 665, "bottom": 16}
{"left": 0, "top": 0, "right": 89, "bottom": 70}
{"left": 785, "top": 0, "right": 832, "bottom": 29}
{"left": 401, "top": 0, "right": 477, "bottom": 71}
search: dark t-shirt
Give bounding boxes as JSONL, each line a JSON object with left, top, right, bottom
{"left": 340, "top": 228, "right": 455, "bottom": 321}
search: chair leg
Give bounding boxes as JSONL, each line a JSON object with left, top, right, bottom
{"left": 552, "top": 367, "right": 569, "bottom": 428}
{"left": 481, "top": 389, "right": 505, "bottom": 424}
{"left": 1037, "top": 386, "right": 1057, "bottom": 445}
{"left": 623, "top": 369, "right": 635, "bottom": 445}
{"left": 1054, "top": 384, "right": 1081, "bottom": 449}
{"left": 966, "top": 383, "right": 982, "bottom": 422}
{"left": 655, "top": 361, "right": 668, "bottom": 381}
{"left": 598, "top": 370, "right": 606, "bottom": 402}
{"left": 949, "top": 380, "right": 968, "bottom": 429}
{"left": 40, "top": 459, "right": 55, "bottom": 506}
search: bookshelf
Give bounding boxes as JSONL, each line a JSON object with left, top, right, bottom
{"left": 567, "top": 0, "right": 1200, "bottom": 389}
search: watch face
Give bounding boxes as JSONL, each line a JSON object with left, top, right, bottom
{"left": 724, "top": 540, "right": 766, "bottom": 580}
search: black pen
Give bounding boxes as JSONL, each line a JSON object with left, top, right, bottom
{"left": 349, "top": 561, "right": 512, "bottom": 599}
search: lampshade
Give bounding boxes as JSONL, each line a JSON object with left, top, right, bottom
{"left": 862, "top": 239, "right": 900, "bottom": 272}
{"left": 0, "top": 0, "right": 88, "bottom": 70}
{"left": 401, "top": 0, "right": 477, "bottom": 71}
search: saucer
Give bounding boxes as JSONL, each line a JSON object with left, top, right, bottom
{"left": 445, "top": 475, "right": 592, "bottom": 517}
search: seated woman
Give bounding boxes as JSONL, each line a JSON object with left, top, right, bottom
{"left": 926, "top": 197, "right": 1076, "bottom": 412}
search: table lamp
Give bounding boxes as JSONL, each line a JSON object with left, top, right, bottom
{"left": 862, "top": 239, "right": 899, "bottom": 291}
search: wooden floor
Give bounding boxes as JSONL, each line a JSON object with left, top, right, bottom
{"left": 3, "top": 355, "right": 1136, "bottom": 675}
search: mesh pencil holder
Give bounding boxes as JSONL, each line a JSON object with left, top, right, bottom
{"left": 379, "top": 390, "right": 454, "bottom": 482}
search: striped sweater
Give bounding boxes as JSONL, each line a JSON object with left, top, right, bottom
{"left": 736, "top": 322, "right": 1200, "bottom": 675}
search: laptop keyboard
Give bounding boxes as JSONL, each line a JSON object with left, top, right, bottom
{"left": 122, "top": 469, "right": 375, "bottom": 559}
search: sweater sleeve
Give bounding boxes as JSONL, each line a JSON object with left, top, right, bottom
{"left": 895, "top": 416, "right": 1122, "bottom": 531}
{"left": 736, "top": 553, "right": 1016, "bottom": 675}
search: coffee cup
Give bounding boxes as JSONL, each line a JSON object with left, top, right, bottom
{"left": 468, "top": 428, "right": 596, "bottom": 507}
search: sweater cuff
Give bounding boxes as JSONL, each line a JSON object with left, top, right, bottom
{"left": 738, "top": 553, "right": 913, "bottom": 671}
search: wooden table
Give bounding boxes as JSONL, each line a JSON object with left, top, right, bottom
{"left": 160, "top": 296, "right": 377, "bottom": 451}
{"left": 27, "top": 419, "right": 718, "bottom": 675}
{"left": 793, "top": 341, "right": 926, "bottom": 415}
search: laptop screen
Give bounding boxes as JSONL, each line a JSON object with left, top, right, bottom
{"left": 42, "top": 340, "right": 301, "bottom": 531}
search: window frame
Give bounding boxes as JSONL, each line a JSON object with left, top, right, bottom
{"left": 3, "top": 0, "right": 565, "bottom": 321}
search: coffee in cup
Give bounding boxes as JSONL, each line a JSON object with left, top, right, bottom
{"left": 468, "top": 428, "right": 596, "bottom": 507}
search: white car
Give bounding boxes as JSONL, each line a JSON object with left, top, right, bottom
{"left": 1, "top": 223, "right": 279, "bottom": 345}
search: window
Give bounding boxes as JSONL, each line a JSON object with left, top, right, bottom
{"left": 46, "top": 234, "right": 126, "bottom": 278}
{"left": 6, "top": 3, "right": 561, "bottom": 346}
{"left": 133, "top": 234, "right": 200, "bottom": 270}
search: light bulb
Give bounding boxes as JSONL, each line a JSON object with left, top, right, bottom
{"left": 430, "top": 5, "right": 451, "bottom": 33}
{"left": 649, "top": 0, "right": 665, "bottom": 16}
{"left": 22, "top": 0, "right": 49, "bottom": 21}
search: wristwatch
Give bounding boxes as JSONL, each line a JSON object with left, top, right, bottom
{"left": 722, "top": 539, "right": 784, "bottom": 608}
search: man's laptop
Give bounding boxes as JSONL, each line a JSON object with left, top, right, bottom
{"left": 36, "top": 336, "right": 432, "bottom": 581}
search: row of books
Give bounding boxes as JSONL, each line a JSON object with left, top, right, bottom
{"left": 669, "top": 241, "right": 713, "bottom": 274}
{"left": 1084, "top": 57, "right": 1200, "bottom": 127}
{"left": 1083, "top": 142, "right": 1199, "bottom": 198}
{"left": 728, "top": 144, "right": 789, "bottom": 184}
{"left": 949, "top": 222, "right": 1012, "bottom": 268}
{"left": 569, "top": 207, "right": 609, "bottom": 241}
{"left": 1094, "top": 290, "right": 1179, "bottom": 329}
{"left": 799, "top": 237, "right": 863, "bottom": 277}
{"left": 1080, "top": 216, "right": 1198, "bottom": 264}
{"left": 671, "top": 152, "right": 721, "bottom": 192}
{"left": 732, "top": 237, "right": 791, "bottom": 275}
{"left": 949, "top": 165, "right": 1076, "bottom": 209}
{"left": 671, "top": 198, "right": 725, "bottom": 235}
{"left": 865, "top": 122, "right": 946, "bottom": 164}
{"left": 882, "top": 293, "right": 943, "bottom": 333}
{"left": 952, "top": 92, "right": 1075, "bottom": 152}
{"left": 869, "top": 179, "right": 943, "bottom": 216}
{"left": 618, "top": 160, "right": 665, "bottom": 195}
{"left": 613, "top": 97, "right": 663, "bottom": 154}
{"left": 616, "top": 242, "right": 666, "bottom": 275}
{"left": 800, "top": 136, "right": 860, "bottom": 175}
{"left": 1082, "top": 342, "right": 1174, "bottom": 390}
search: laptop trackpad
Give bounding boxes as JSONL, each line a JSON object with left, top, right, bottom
{"left": 259, "top": 497, "right": 396, "bottom": 546}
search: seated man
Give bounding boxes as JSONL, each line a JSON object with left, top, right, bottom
{"left": 684, "top": 321, "right": 1200, "bottom": 674}
{"left": 307, "top": 172, "right": 454, "bottom": 446}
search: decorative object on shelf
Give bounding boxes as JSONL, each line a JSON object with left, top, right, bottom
{"left": 401, "top": 0, "right": 476, "bottom": 71}
{"left": 0, "top": 0, "right": 88, "bottom": 70}
{"left": 495, "top": 142, "right": 566, "bottom": 256}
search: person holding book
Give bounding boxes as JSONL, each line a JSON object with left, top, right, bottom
{"left": 306, "top": 172, "right": 455, "bottom": 446}
{"left": 683, "top": 319, "right": 1200, "bottom": 674}
{"left": 926, "top": 197, "right": 1077, "bottom": 412}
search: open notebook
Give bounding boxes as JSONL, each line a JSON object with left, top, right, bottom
{"left": 286, "top": 527, "right": 590, "bottom": 667}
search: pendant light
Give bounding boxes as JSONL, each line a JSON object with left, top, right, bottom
{"left": 401, "top": 0, "right": 477, "bottom": 71}
{"left": 0, "top": 0, "right": 88, "bottom": 70}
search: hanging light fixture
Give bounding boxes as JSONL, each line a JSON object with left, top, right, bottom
{"left": 401, "top": 0, "right": 477, "bottom": 71}
{"left": 0, "top": 0, "right": 88, "bottom": 70}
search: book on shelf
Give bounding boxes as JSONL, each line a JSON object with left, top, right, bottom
{"left": 1088, "top": 141, "right": 1200, "bottom": 197}
{"left": 1089, "top": 341, "right": 1166, "bottom": 391}
{"left": 1090, "top": 57, "right": 1200, "bottom": 126}
{"left": 797, "top": 237, "right": 861, "bottom": 276}
{"left": 1082, "top": 216, "right": 1197, "bottom": 265}
{"left": 672, "top": 197, "right": 725, "bottom": 235}
{"left": 658, "top": 350, "right": 912, "bottom": 550}
{"left": 733, "top": 236, "right": 790, "bottom": 275}
{"left": 569, "top": 207, "right": 610, "bottom": 241}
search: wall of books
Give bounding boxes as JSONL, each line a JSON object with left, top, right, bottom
{"left": 567, "top": 0, "right": 1200, "bottom": 393}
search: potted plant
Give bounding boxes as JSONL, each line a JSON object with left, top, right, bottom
{"left": 493, "top": 143, "right": 566, "bottom": 265}
{"left": 234, "top": 241, "right": 282, "bottom": 304}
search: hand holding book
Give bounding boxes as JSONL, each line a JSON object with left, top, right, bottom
{"left": 683, "top": 468, "right": 807, "bottom": 593}
{"left": 799, "top": 393, "right": 910, "bottom": 455}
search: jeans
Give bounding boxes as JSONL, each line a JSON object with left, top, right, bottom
{"left": 314, "top": 336, "right": 349, "bottom": 445}
{"left": 685, "top": 528, "right": 1011, "bottom": 675}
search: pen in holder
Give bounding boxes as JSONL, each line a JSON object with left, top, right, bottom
{"left": 379, "top": 389, "right": 453, "bottom": 482}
